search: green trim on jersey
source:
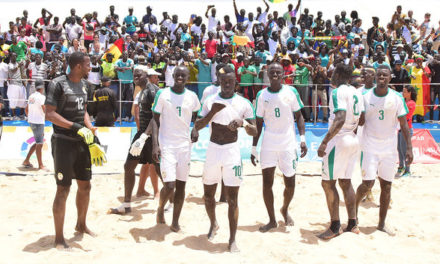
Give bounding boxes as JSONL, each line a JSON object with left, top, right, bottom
{"left": 197, "top": 93, "right": 217, "bottom": 118}
{"left": 290, "top": 86, "right": 304, "bottom": 110}
{"left": 267, "top": 86, "right": 282, "bottom": 94}
{"left": 360, "top": 151, "right": 363, "bottom": 168}
{"left": 255, "top": 89, "right": 264, "bottom": 118}
{"left": 170, "top": 87, "right": 186, "bottom": 95}
{"left": 328, "top": 147, "right": 335, "bottom": 180}
{"left": 332, "top": 89, "right": 346, "bottom": 113}
{"left": 219, "top": 92, "right": 236, "bottom": 100}
{"left": 362, "top": 86, "right": 375, "bottom": 95}
{"left": 152, "top": 88, "right": 164, "bottom": 114}
{"left": 391, "top": 89, "right": 409, "bottom": 117}
{"left": 373, "top": 87, "right": 389, "bottom": 97}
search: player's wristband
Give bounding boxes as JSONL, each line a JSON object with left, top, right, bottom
{"left": 71, "top": 122, "right": 83, "bottom": 133}
{"left": 300, "top": 135, "right": 306, "bottom": 143}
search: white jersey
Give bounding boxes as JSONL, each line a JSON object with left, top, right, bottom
{"left": 152, "top": 87, "right": 201, "bottom": 149}
{"left": 255, "top": 85, "right": 303, "bottom": 151}
{"left": 199, "top": 93, "right": 255, "bottom": 126}
{"left": 360, "top": 85, "right": 375, "bottom": 95}
{"left": 201, "top": 85, "right": 220, "bottom": 104}
{"left": 361, "top": 88, "right": 408, "bottom": 154}
{"left": 329, "top": 84, "right": 364, "bottom": 135}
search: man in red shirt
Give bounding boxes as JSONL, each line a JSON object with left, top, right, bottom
{"left": 231, "top": 52, "right": 244, "bottom": 84}
{"left": 205, "top": 32, "right": 217, "bottom": 59}
{"left": 281, "top": 55, "right": 295, "bottom": 85}
{"left": 18, "top": 17, "right": 32, "bottom": 37}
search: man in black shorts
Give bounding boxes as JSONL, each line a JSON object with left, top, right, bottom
{"left": 45, "top": 52, "right": 106, "bottom": 249}
{"left": 109, "top": 65, "right": 159, "bottom": 214}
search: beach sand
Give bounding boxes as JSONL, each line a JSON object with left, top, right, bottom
{"left": 1, "top": 159, "right": 439, "bottom": 263}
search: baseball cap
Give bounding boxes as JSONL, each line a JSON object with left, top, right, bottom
{"left": 342, "top": 49, "right": 349, "bottom": 54}
{"left": 147, "top": 68, "right": 161, "bottom": 76}
{"left": 395, "top": 60, "right": 402, "bottom": 65}
{"left": 222, "top": 53, "right": 230, "bottom": 57}
{"left": 396, "top": 43, "right": 404, "bottom": 48}
{"left": 354, "top": 35, "right": 361, "bottom": 39}
{"left": 236, "top": 52, "right": 244, "bottom": 57}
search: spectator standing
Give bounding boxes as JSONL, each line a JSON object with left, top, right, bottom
{"left": 22, "top": 79, "right": 47, "bottom": 170}
{"left": 428, "top": 54, "right": 440, "bottom": 120}
{"left": 27, "top": 53, "right": 48, "bottom": 95}
{"left": 194, "top": 52, "right": 212, "bottom": 100}
{"left": 0, "top": 57, "right": 9, "bottom": 117}
{"left": 123, "top": 7, "right": 138, "bottom": 36}
{"left": 390, "top": 60, "right": 410, "bottom": 92}
{"left": 238, "top": 57, "right": 257, "bottom": 102}
{"left": 294, "top": 57, "right": 313, "bottom": 122}
{"left": 93, "top": 77, "right": 117, "bottom": 126}
{"left": 8, "top": 52, "right": 26, "bottom": 120}
{"left": 115, "top": 52, "right": 134, "bottom": 120}
{"left": 397, "top": 85, "right": 416, "bottom": 177}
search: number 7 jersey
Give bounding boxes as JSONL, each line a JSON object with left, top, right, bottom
{"left": 329, "top": 84, "right": 364, "bottom": 135}
{"left": 152, "top": 87, "right": 201, "bottom": 149}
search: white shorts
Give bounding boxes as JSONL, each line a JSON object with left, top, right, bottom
{"left": 322, "top": 133, "right": 359, "bottom": 181}
{"left": 361, "top": 151, "right": 397, "bottom": 182}
{"left": 7, "top": 84, "right": 27, "bottom": 108}
{"left": 203, "top": 142, "right": 242, "bottom": 187}
{"left": 260, "top": 148, "right": 298, "bottom": 177}
{"left": 160, "top": 147, "right": 191, "bottom": 183}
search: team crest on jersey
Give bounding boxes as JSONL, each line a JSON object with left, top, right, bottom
{"left": 281, "top": 95, "right": 290, "bottom": 105}
{"left": 57, "top": 172, "right": 63, "bottom": 181}
{"left": 385, "top": 100, "right": 395, "bottom": 110}
{"left": 162, "top": 171, "right": 167, "bottom": 179}
{"left": 82, "top": 85, "right": 87, "bottom": 94}
{"left": 362, "top": 170, "right": 366, "bottom": 177}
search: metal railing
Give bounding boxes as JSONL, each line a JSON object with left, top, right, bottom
{"left": 1, "top": 78, "right": 439, "bottom": 125}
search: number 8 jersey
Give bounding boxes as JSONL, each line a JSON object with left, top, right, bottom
{"left": 329, "top": 84, "right": 364, "bottom": 135}
{"left": 255, "top": 85, "right": 304, "bottom": 151}
{"left": 45, "top": 76, "right": 90, "bottom": 139}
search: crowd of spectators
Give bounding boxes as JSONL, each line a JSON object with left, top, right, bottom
{"left": 1, "top": 0, "right": 440, "bottom": 123}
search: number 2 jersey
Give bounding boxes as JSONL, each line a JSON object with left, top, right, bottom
{"left": 152, "top": 87, "right": 200, "bottom": 149}
{"left": 361, "top": 88, "right": 408, "bottom": 154}
{"left": 329, "top": 84, "right": 364, "bottom": 135}
{"left": 255, "top": 85, "right": 304, "bottom": 151}
{"left": 45, "top": 75, "right": 91, "bottom": 139}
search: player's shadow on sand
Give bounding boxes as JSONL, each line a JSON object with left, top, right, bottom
{"left": 22, "top": 232, "right": 88, "bottom": 253}
{"left": 173, "top": 234, "right": 228, "bottom": 253}
{"left": 359, "top": 226, "right": 377, "bottom": 235}
{"left": 130, "top": 224, "right": 172, "bottom": 242}
{"left": 299, "top": 222, "right": 328, "bottom": 245}
{"left": 238, "top": 221, "right": 289, "bottom": 233}
{"left": 117, "top": 203, "right": 155, "bottom": 223}
{"left": 185, "top": 196, "right": 205, "bottom": 205}
{"left": 117, "top": 195, "right": 154, "bottom": 203}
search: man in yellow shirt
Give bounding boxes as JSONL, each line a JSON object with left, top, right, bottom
{"left": 0, "top": 36, "right": 10, "bottom": 58}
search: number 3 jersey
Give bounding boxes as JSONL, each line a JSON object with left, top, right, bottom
{"left": 361, "top": 88, "right": 408, "bottom": 154}
{"left": 255, "top": 85, "right": 304, "bottom": 151}
{"left": 45, "top": 75, "right": 90, "bottom": 139}
{"left": 152, "top": 87, "right": 200, "bottom": 149}
{"left": 329, "top": 84, "right": 364, "bottom": 135}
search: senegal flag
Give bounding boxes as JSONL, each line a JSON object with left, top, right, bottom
{"left": 103, "top": 38, "right": 124, "bottom": 63}
{"left": 269, "top": 0, "right": 287, "bottom": 3}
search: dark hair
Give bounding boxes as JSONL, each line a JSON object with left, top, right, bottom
{"left": 334, "top": 63, "right": 353, "bottom": 82}
{"left": 35, "top": 41, "right": 43, "bottom": 49}
{"left": 404, "top": 85, "right": 417, "bottom": 101}
{"left": 68, "top": 52, "right": 87, "bottom": 69}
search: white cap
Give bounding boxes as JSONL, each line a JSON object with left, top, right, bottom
{"left": 147, "top": 68, "right": 161, "bottom": 76}
{"left": 236, "top": 52, "right": 244, "bottom": 57}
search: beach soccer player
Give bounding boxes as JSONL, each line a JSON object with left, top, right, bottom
{"left": 317, "top": 63, "right": 364, "bottom": 240}
{"left": 192, "top": 65, "right": 257, "bottom": 252}
{"left": 152, "top": 65, "right": 201, "bottom": 232}
{"left": 45, "top": 52, "right": 106, "bottom": 249}
{"left": 251, "top": 62, "right": 308, "bottom": 232}
{"left": 355, "top": 65, "right": 413, "bottom": 235}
